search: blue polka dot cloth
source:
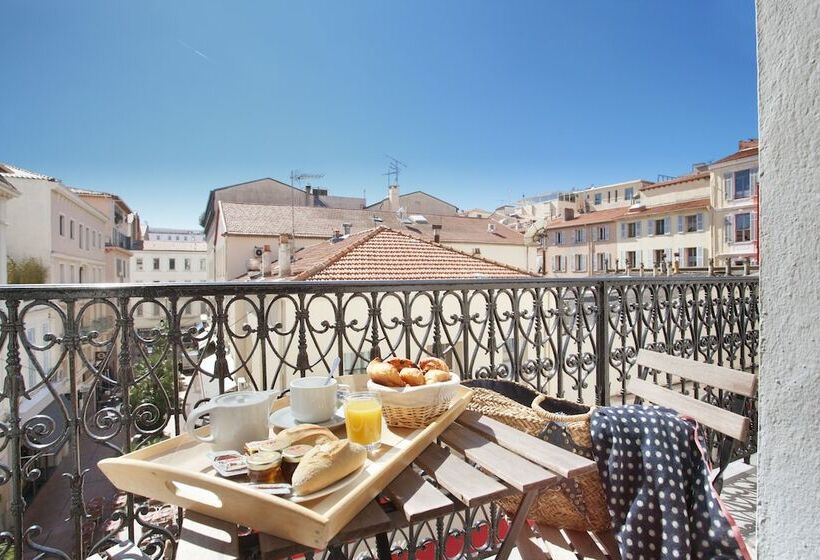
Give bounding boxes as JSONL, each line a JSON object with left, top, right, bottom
{"left": 590, "top": 405, "right": 751, "bottom": 560}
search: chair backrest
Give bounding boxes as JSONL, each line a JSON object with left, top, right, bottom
{"left": 627, "top": 350, "right": 757, "bottom": 442}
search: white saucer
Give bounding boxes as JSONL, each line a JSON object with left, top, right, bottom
{"left": 269, "top": 405, "right": 346, "bottom": 430}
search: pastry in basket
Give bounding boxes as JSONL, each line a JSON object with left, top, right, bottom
{"left": 291, "top": 439, "right": 367, "bottom": 496}
{"left": 399, "top": 367, "right": 425, "bottom": 386}
{"left": 424, "top": 369, "right": 452, "bottom": 384}
{"left": 367, "top": 358, "right": 404, "bottom": 387}
{"left": 419, "top": 357, "right": 449, "bottom": 373}
{"left": 387, "top": 357, "right": 416, "bottom": 371}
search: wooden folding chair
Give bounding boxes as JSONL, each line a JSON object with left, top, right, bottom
{"left": 521, "top": 350, "right": 757, "bottom": 560}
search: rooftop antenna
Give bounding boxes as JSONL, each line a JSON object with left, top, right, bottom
{"left": 383, "top": 154, "right": 406, "bottom": 187}
{"left": 289, "top": 169, "right": 325, "bottom": 246}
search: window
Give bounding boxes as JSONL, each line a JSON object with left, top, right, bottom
{"left": 654, "top": 249, "right": 666, "bottom": 266}
{"left": 59, "top": 264, "right": 65, "bottom": 283}
{"left": 607, "top": 191, "right": 611, "bottom": 203}
{"left": 735, "top": 213, "right": 752, "bottom": 242}
{"left": 553, "top": 255, "right": 565, "bottom": 272}
{"left": 86, "top": 229, "right": 90, "bottom": 250}
{"left": 686, "top": 247, "right": 698, "bottom": 267}
{"left": 200, "top": 258, "right": 206, "bottom": 271}
{"left": 169, "top": 258, "right": 176, "bottom": 271}
{"left": 98, "top": 232, "right": 102, "bottom": 247}
{"left": 69, "top": 220, "right": 75, "bottom": 239}
{"left": 153, "top": 258, "right": 160, "bottom": 271}
{"left": 596, "top": 252, "right": 608, "bottom": 271}
{"left": 627, "top": 222, "right": 638, "bottom": 238}
{"left": 625, "top": 251, "right": 637, "bottom": 268}
{"left": 654, "top": 219, "right": 666, "bottom": 235}
{"left": 624, "top": 187, "right": 634, "bottom": 201}
{"left": 614, "top": 190, "right": 619, "bottom": 202}
{"left": 136, "top": 258, "right": 143, "bottom": 271}
{"left": 69, "top": 265, "right": 75, "bottom": 282}
{"left": 734, "top": 169, "right": 752, "bottom": 199}
{"left": 555, "top": 231, "right": 564, "bottom": 245}
{"left": 59, "top": 215, "right": 65, "bottom": 236}
{"left": 116, "top": 259, "right": 123, "bottom": 277}
{"left": 184, "top": 258, "right": 191, "bottom": 271}
{"left": 574, "top": 254, "right": 586, "bottom": 272}
{"left": 176, "top": 235, "right": 180, "bottom": 241}
{"left": 79, "top": 224, "right": 84, "bottom": 248}
{"left": 686, "top": 215, "right": 698, "bottom": 232}
{"left": 596, "top": 226, "right": 608, "bottom": 241}
{"left": 574, "top": 229, "right": 585, "bottom": 243}
{"left": 594, "top": 193, "right": 602, "bottom": 205}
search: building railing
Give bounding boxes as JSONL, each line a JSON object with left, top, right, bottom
{"left": 0, "top": 277, "right": 758, "bottom": 559}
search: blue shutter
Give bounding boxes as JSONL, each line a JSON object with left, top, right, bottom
{"left": 696, "top": 247, "right": 704, "bottom": 267}
{"left": 636, "top": 221, "right": 642, "bottom": 237}
{"left": 725, "top": 216, "right": 734, "bottom": 243}
{"left": 677, "top": 215, "right": 684, "bottom": 233}
{"left": 724, "top": 173, "right": 734, "bottom": 201}
{"left": 646, "top": 219, "right": 654, "bottom": 237}
{"left": 621, "top": 223, "right": 626, "bottom": 239}
{"left": 696, "top": 213, "right": 704, "bottom": 232}
{"left": 664, "top": 217, "right": 671, "bottom": 235}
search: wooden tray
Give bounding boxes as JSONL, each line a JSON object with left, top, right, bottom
{"left": 99, "top": 375, "right": 472, "bottom": 549}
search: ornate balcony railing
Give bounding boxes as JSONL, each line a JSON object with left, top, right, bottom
{"left": 0, "top": 276, "right": 758, "bottom": 559}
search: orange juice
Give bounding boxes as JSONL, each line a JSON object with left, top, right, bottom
{"left": 344, "top": 396, "right": 382, "bottom": 449}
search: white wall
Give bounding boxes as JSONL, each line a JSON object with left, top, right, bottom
{"left": 757, "top": 0, "right": 820, "bottom": 555}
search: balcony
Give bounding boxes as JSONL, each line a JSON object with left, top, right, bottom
{"left": 0, "top": 276, "right": 758, "bottom": 558}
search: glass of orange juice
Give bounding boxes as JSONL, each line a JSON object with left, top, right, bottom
{"left": 344, "top": 392, "right": 382, "bottom": 452}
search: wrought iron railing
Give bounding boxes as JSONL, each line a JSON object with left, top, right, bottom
{"left": 0, "top": 276, "right": 758, "bottom": 559}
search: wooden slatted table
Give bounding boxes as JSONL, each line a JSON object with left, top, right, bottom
{"left": 178, "top": 410, "right": 598, "bottom": 560}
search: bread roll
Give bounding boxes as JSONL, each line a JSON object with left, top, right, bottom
{"left": 367, "top": 358, "right": 404, "bottom": 387}
{"left": 424, "top": 369, "right": 452, "bottom": 384}
{"left": 291, "top": 439, "right": 367, "bottom": 496}
{"left": 419, "top": 358, "right": 449, "bottom": 373}
{"left": 387, "top": 357, "right": 416, "bottom": 371}
{"left": 399, "top": 367, "right": 425, "bottom": 386}
{"left": 271, "top": 424, "right": 338, "bottom": 451}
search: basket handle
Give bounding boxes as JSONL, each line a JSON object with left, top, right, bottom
{"left": 531, "top": 394, "right": 547, "bottom": 410}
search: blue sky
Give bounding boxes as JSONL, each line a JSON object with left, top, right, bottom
{"left": 1, "top": 1, "right": 757, "bottom": 229}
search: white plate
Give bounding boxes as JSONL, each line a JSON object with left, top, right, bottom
{"left": 269, "top": 405, "right": 346, "bottom": 430}
{"left": 289, "top": 464, "right": 366, "bottom": 503}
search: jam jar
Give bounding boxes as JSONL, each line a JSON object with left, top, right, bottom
{"left": 246, "top": 451, "right": 283, "bottom": 484}
{"left": 281, "top": 444, "right": 312, "bottom": 484}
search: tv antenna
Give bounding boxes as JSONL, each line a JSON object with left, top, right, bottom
{"left": 383, "top": 155, "right": 406, "bottom": 187}
{"left": 289, "top": 169, "right": 326, "bottom": 245}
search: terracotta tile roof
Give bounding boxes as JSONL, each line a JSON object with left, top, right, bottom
{"left": 260, "top": 227, "right": 533, "bottom": 281}
{"left": 712, "top": 141, "right": 759, "bottom": 165}
{"left": 622, "top": 197, "right": 710, "bottom": 219}
{"left": 220, "top": 202, "right": 524, "bottom": 245}
{"left": 543, "top": 206, "right": 630, "bottom": 230}
{"left": 640, "top": 171, "right": 710, "bottom": 191}
{"left": 0, "top": 163, "right": 55, "bottom": 181}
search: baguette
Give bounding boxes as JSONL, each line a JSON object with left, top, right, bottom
{"left": 291, "top": 439, "right": 367, "bottom": 496}
{"left": 271, "top": 424, "right": 338, "bottom": 451}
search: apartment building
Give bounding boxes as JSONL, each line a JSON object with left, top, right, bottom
{"left": 71, "top": 188, "right": 141, "bottom": 282}
{"left": 0, "top": 175, "right": 21, "bottom": 283}
{"left": 130, "top": 235, "right": 209, "bottom": 334}
{"left": 145, "top": 226, "right": 205, "bottom": 242}
{"left": 709, "top": 140, "right": 759, "bottom": 265}
{"left": 542, "top": 207, "right": 627, "bottom": 276}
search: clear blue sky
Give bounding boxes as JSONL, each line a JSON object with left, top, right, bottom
{"left": 1, "top": 1, "right": 757, "bottom": 229}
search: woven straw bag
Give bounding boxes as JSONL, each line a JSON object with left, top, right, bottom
{"left": 462, "top": 379, "right": 610, "bottom": 532}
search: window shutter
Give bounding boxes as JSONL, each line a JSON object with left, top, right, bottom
{"left": 701, "top": 247, "right": 708, "bottom": 266}
{"left": 696, "top": 246, "right": 704, "bottom": 267}
{"left": 636, "top": 221, "right": 642, "bottom": 237}
{"left": 724, "top": 173, "right": 734, "bottom": 201}
{"left": 724, "top": 216, "right": 734, "bottom": 243}
{"left": 750, "top": 168, "right": 759, "bottom": 196}
{"left": 592, "top": 254, "right": 598, "bottom": 272}
{"left": 677, "top": 215, "right": 684, "bottom": 233}
{"left": 620, "top": 223, "right": 626, "bottom": 239}
{"left": 647, "top": 219, "right": 654, "bottom": 237}
{"left": 604, "top": 227, "right": 609, "bottom": 241}
{"left": 580, "top": 229, "right": 585, "bottom": 243}
{"left": 581, "top": 254, "right": 586, "bottom": 272}
{"left": 696, "top": 213, "right": 704, "bottom": 232}
{"left": 563, "top": 255, "right": 568, "bottom": 272}
{"left": 751, "top": 211, "right": 758, "bottom": 240}
{"left": 664, "top": 217, "right": 671, "bottom": 235}
{"left": 619, "top": 250, "right": 626, "bottom": 269}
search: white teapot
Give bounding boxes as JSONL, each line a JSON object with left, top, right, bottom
{"left": 186, "top": 390, "right": 275, "bottom": 450}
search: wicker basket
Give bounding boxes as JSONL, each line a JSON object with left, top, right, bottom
{"left": 462, "top": 379, "right": 610, "bottom": 532}
{"left": 366, "top": 375, "right": 461, "bottom": 429}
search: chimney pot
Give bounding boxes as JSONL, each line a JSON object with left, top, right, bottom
{"left": 278, "top": 234, "right": 292, "bottom": 277}
{"left": 388, "top": 185, "right": 400, "bottom": 212}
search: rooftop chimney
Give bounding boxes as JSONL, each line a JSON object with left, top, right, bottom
{"left": 261, "top": 244, "right": 273, "bottom": 277}
{"left": 563, "top": 208, "right": 575, "bottom": 221}
{"left": 738, "top": 139, "right": 758, "bottom": 150}
{"left": 388, "top": 185, "right": 400, "bottom": 212}
{"left": 342, "top": 222, "right": 352, "bottom": 236}
{"left": 432, "top": 223, "right": 442, "bottom": 243}
{"left": 305, "top": 185, "right": 312, "bottom": 206}
{"left": 278, "top": 234, "right": 292, "bottom": 277}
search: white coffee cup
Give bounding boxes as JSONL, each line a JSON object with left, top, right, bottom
{"left": 290, "top": 377, "right": 350, "bottom": 423}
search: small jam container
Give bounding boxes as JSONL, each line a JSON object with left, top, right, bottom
{"left": 281, "top": 444, "right": 312, "bottom": 484}
{"left": 246, "top": 451, "right": 283, "bottom": 484}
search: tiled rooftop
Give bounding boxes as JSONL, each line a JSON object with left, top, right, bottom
{"left": 0, "top": 162, "right": 55, "bottom": 181}
{"left": 712, "top": 140, "right": 759, "bottom": 165}
{"left": 219, "top": 202, "right": 523, "bottom": 245}
{"left": 264, "top": 227, "right": 533, "bottom": 281}
{"left": 543, "top": 206, "right": 630, "bottom": 230}
{"left": 624, "top": 197, "right": 710, "bottom": 218}
{"left": 640, "top": 171, "right": 710, "bottom": 191}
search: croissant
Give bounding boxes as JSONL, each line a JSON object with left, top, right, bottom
{"left": 387, "top": 357, "right": 417, "bottom": 371}
{"left": 419, "top": 357, "right": 449, "bottom": 373}
{"left": 367, "top": 358, "right": 405, "bottom": 387}
{"left": 424, "top": 369, "right": 452, "bottom": 384}
{"left": 399, "top": 367, "right": 425, "bottom": 386}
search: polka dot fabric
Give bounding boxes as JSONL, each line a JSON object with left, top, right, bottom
{"left": 590, "top": 405, "right": 750, "bottom": 560}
